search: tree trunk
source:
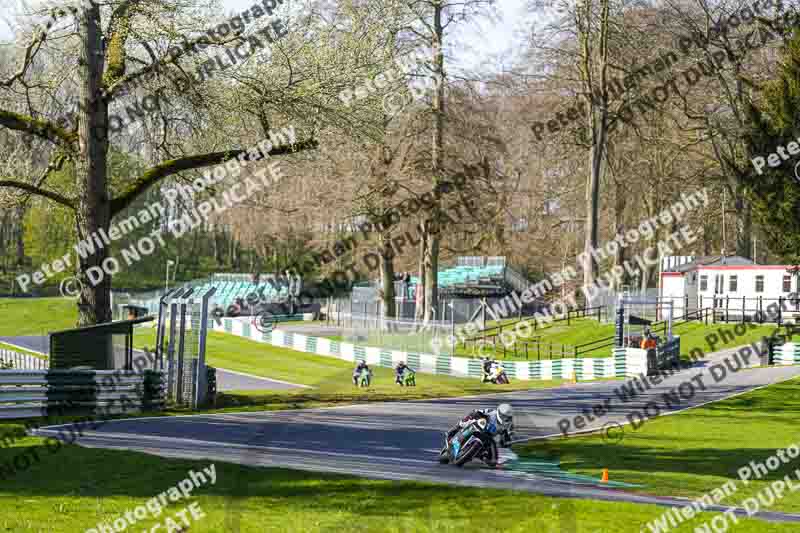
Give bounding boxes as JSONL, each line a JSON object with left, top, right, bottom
{"left": 582, "top": 147, "right": 602, "bottom": 287}
{"left": 638, "top": 185, "right": 662, "bottom": 293}
{"left": 422, "top": 0, "right": 444, "bottom": 325}
{"left": 578, "top": 0, "right": 610, "bottom": 289}
{"left": 423, "top": 223, "right": 439, "bottom": 323}
{"left": 414, "top": 224, "right": 427, "bottom": 322}
{"left": 75, "top": 3, "right": 112, "bottom": 326}
{"left": 13, "top": 204, "right": 24, "bottom": 266}
{"left": 378, "top": 233, "right": 396, "bottom": 331}
{"left": 232, "top": 241, "right": 240, "bottom": 270}
{"left": 214, "top": 228, "right": 225, "bottom": 267}
{"left": 735, "top": 194, "right": 752, "bottom": 259}
{"left": 613, "top": 179, "right": 626, "bottom": 290}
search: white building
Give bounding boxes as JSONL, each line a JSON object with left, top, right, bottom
{"left": 659, "top": 255, "right": 800, "bottom": 321}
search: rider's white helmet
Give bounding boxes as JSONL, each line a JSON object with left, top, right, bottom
{"left": 497, "top": 403, "right": 513, "bottom": 425}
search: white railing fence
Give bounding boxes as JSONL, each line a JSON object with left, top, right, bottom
{"left": 0, "top": 348, "right": 49, "bottom": 370}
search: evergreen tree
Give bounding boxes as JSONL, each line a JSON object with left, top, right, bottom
{"left": 744, "top": 30, "right": 800, "bottom": 262}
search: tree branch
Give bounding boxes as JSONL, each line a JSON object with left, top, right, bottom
{"left": 104, "top": 33, "right": 246, "bottom": 100}
{"left": 110, "top": 137, "right": 318, "bottom": 215}
{"left": 0, "top": 179, "right": 75, "bottom": 209}
{"left": 0, "top": 30, "right": 47, "bottom": 88}
{"left": 0, "top": 108, "right": 76, "bottom": 147}
{"left": 35, "top": 153, "right": 68, "bottom": 187}
{"left": 102, "top": 0, "right": 138, "bottom": 88}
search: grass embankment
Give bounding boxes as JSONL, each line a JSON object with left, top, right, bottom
{"left": 132, "top": 329, "right": 563, "bottom": 412}
{"left": 478, "top": 317, "right": 782, "bottom": 359}
{"left": 0, "top": 420, "right": 794, "bottom": 532}
{"left": 518, "top": 376, "right": 800, "bottom": 514}
{"left": 0, "top": 297, "right": 76, "bottom": 336}
{"left": 326, "top": 316, "right": 784, "bottom": 362}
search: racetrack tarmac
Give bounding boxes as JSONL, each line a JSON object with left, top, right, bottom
{"left": 33, "top": 347, "right": 800, "bottom": 525}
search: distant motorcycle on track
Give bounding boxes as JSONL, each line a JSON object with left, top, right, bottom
{"left": 482, "top": 361, "right": 510, "bottom": 384}
{"left": 357, "top": 367, "right": 372, "bottom": 387}
{"left": 400, "top": 367, "right": 416, "bottom": 386}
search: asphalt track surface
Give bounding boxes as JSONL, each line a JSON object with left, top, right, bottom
{"left": 34, "top": 346, "right": 800, "bottom": 526}
{"left": 0, "top": 335, "right": 305, "bottom": 392}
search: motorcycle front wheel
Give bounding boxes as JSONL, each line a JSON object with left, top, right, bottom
{"left": 438, "top": 448, "right": 450, "bottom": 464}
{"left": 454, "top": 439, "right": 483, "bottom": 467}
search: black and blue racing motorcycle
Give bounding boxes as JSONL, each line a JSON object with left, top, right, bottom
{"left": 438, "top": 417, "right": 499, "bottom": 467}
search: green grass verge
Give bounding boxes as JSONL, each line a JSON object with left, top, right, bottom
{"left": 517, "top": 376, "right": 800, "bottom": 514}
{"left": 132, "top": 329, "right": 564, "bottom": 412}
{"left": 0, "top": 420, "right": 795, "bottom": 532}
{"left": 0, "top": 297, "right": 77, "bottom": 336}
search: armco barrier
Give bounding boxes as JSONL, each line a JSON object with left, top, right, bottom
{"left": 774, "top": 342, "right": 800, "bottom": 365}
{"left": 212, "top": 317, "right": 660, "bottom": 381}
{"left": 0, "top": 369, "right": 165, "bottom": 419}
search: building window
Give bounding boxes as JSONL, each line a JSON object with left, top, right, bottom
{"left": 729, "top": 275, "right": 737, "bottom": 293}
{"left": 700, "top": 275, "right": 708, "bottom": 291}
{"left": 715, "top": 275, "right": 724, "bottom": 294}
{"left": 784, "top": 275, "right": 792, "bottom": 293}
{"left": 755, "top": 275, "right": 765, "bottom": 293}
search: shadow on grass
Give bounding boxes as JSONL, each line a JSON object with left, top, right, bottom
{"left": 517, "top": 378, "right": 800, "bottom": 501}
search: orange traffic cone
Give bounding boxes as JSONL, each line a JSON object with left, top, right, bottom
{"left": 601, "top": 468, "right": 609, "bottom": 483}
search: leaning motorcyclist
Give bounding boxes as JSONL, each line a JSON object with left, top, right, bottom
{"left": 352, "top": 360, "right": 370, "bottom": 386}
{"left": 446, "top": 403, "right": 515, "bottom": 448}
{"left": 481, "top": 358, "right": 495, "bottom": 382}
{"left": 395, "top": 361, "right": 412, "bottom": 384}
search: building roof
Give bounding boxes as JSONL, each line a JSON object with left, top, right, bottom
{"left": 663, "top": 255, "right": 754, "bottom": 273}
